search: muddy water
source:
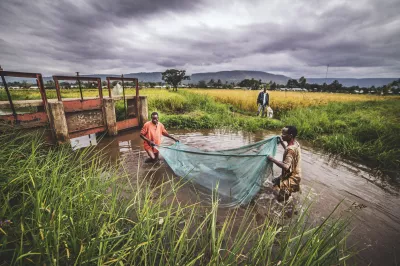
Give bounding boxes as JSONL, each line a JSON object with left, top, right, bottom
{"left": 93, "top": 129, "right": 400, "bottom": 265}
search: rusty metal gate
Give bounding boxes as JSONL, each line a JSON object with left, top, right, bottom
{"left": 0, "top": 70, "right": 48, "bottom": 128}
{"left": 53, "top": 74, "right": 106, "bottom": 139}
{"left": 106, "top": 75, "right": 140, "bottom": 131}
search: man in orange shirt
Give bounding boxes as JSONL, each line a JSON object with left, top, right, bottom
{"left": 140, "top": 112, "right": 179, "bottom": 162}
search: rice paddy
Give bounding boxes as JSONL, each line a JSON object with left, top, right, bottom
{"left": 189, "top": 89, "right": 399, "bottom": 116}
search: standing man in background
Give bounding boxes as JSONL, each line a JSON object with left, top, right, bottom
{"left": 256, "top": 87, "right": 269, "bottom": 117}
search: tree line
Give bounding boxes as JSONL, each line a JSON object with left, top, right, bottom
{"left": 193, "top": 76, "right": 400, "bottom": 95}
{"left": 2, "top": 69, "right": 399, "bottom": 95}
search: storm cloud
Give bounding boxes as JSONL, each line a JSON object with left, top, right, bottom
{"left": 0, "top": 0, "right": 399, "bottom": 78}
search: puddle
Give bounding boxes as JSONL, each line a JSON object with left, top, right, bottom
{"left": 70, "top": 133, "right": 97, "bottom": 150}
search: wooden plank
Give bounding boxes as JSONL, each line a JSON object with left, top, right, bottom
{"left": 69, "top": 126, "right": 106, "bottom": 139}
{"left": 63, "top": 99, "right": 102, "bottom": 112}
{"left": 117, "top": 118, "right": 139, "bottom": 131}
{"left": 66, "top": 109, "right": 104, "bottom": 133}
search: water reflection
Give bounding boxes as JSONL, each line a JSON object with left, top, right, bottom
{"left": 94, "top": 128, "right": 400, "bottom": 265}
{"left": 70, "top": 133, "right": 97, "bottom": 150}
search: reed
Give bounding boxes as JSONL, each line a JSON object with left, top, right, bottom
{"left": 0, "top": 131, "right": 354, "bottom": 265}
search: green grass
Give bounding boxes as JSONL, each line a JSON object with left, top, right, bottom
{"left": 280, "top": 100, "right": 400, "bottom": 176}
{"left": 149, "top": 91, "right": 283, "bottom": 131}
{"left": 145, "top": 91, "right": 399, "bottom": 178}
{"left": 0, "top": 131, "right": 354, "bottom": 265}
{"left": 2, "top": 88, "right": 399, "bottom": 177}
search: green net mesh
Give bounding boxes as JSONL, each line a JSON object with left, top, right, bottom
{"left": 158, "top": 136, "right": 278, "bottom": 206}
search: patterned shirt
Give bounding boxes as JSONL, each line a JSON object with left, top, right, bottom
{"left": 281, "top": 140, "right": 302, "bottom": 182}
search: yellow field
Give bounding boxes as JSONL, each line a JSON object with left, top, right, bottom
{"left": 3, "top": 88, "right": 398, "bottom": 114}
{"left": 188, "top": 89, "right": 399, "bottom": 113}
{"left": 2, "top": 88, "right": 176, "bottom": 101}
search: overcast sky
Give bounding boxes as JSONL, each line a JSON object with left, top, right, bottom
{"left": 0, "top": 0, "right": 399, "bottom": 78}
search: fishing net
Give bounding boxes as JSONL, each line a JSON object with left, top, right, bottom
{"left": 158, "top": 136, "right": 278, "bottom": 206}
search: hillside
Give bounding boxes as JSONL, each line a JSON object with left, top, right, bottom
{"left": 2, "top": 71, "right": 398, "bottom": 87}
{"left": 189, "top": 70, "right": 290, "bottom": 85}
{"left": 307, "top": 78, "right": 398, "bottom": 87}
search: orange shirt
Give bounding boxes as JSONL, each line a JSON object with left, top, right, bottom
{"left": 140, "top": 121, "right": 168, "bottom": 150}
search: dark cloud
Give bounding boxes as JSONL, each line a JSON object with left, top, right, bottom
{"left": 92, "top": 0, "right": 200, "bottom": 18}
{"left": 0, "top": 0, "right": 399, "bottom": 77}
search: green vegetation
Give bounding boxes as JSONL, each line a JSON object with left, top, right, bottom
{"left": 0, "top": 131, "right": 353, "bottom": 265}
{"left": 281, "top": 100, "right": 400, "bottom": 176}
{"left": 148, "top": 91, "right": 283, "bottom": 131}
{"left": 161, "top": 69, "right": 190, "bottom": 91}
{"left": 1, "top": 88, "right": 398, "bottom": 176}
{"left": 146, "top": 91, "right": 399, "bottom": 177}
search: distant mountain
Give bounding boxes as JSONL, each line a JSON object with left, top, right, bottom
{"left": 56, "top": 72, "right": 163, "bottom": 83}
{"left": 1, "top": 71, "right": 290, "bottom": 85}
{"left": 189, "top": 70, "right": 290, "bottom": 85}
{"left": 82, "top": 71, "right": 290, "bottom": 84}
{"left": 307, "top": 78, "right": 398, "bottom": 87}
{"left": 2, "top": 70, "right": 397, "bottom": 88}
{"left": 0, "top": 72, "right": 163, "bottom": 84}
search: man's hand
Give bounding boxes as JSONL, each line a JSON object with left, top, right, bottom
{"left": 267, "top": 155, "right": 273, "bottom": 161}
{"left": 175, "top": 139, "right": 180, "bottom": 143}
{"left": 148, "top": 141, "right": 156, "bottom": 147}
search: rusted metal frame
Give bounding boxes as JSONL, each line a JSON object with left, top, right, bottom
{"left": 36, "top": 74, "right": 48, "bottom": 109}
{"left": 0, "top": 71, "right": 38, "bottom": 78}
{"left": 106, "top": 76, "right": 139, "bottom": 120}
{"left": 106, "top": 78, "right": 111, "bottom": 98}
{"left": 106, "top": 77, "right": 138, "bottom": 82}
{"left": 53, "top": 75, "right": 104, "bottom": 101}
{"left": 54, "top": 79, "right": 62, "bottom": 101}
{"left": 52, "top": 76, "right": 100, "bottom": 81}
{"left": 0, "top": 74, "right": 18, "bottom": 123}
{"left": 62, "top": 98, "right": 102, "bottom": 112}
{"left": 76, "top": 72, "right": 83, "bottom": 101}
{"left": 121, "top": 75, "right": 127, "bottom": 119}
{"left": 97, "top": 78, "right": 103, "bottom": 99}
{"left": 0, "top": 70, "right": 48, "bottom": 124}
{"left": 135, "top": 78, "right": 139, "bottom": 124}
{"left": 116, "top": 118, "right": 139, "bottom": 131}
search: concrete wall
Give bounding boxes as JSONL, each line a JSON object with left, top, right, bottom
{"left": 0, "top": 96, "right": 148, "bottom": 143}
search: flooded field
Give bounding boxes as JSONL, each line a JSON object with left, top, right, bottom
{"left": 88, "top": 129, "right": 400, "bottom": 265}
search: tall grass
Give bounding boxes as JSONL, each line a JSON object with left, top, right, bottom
{"left": 148, "top": 91, "right": 283, "bottom": 131}
{"left": 0, "top": 131, "right": 354, "bottom": 265}
{"left": 281, "top": 100, "right": 400, "bottom": 176}
{"left": 190, "top": 89, "right": 398, "bottom": 117}
{"left": 2, "top": 88, "right": 399, "bottom": 176}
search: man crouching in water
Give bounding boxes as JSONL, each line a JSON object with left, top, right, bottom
{"left": 268, "top": 126, "right": 301, "bottom": 202}
{"left": 140, "top": 112, "right": 179, "bottom": 163}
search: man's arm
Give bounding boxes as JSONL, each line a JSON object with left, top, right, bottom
{"left": 161, "top": 125, "right": 179, "bottom": 142}
{"left": 162, "top": 132, "right": 179, "bottom": 142}
{"left": 140, "top": 134, "right": 155, "bottom": 146}
{"left": 267, "top": 155, "right": 290, "bottom": 171}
